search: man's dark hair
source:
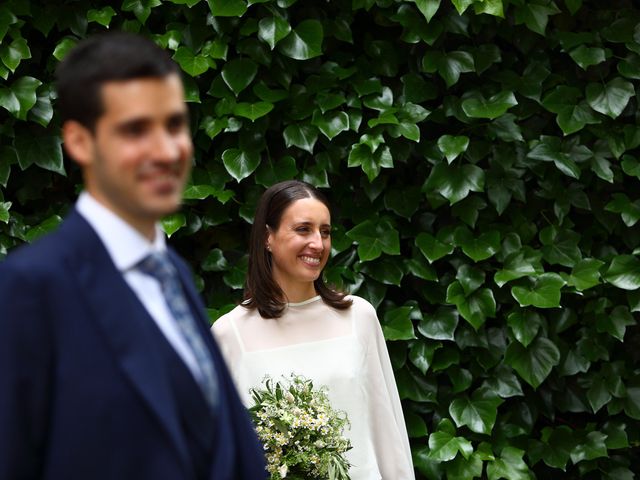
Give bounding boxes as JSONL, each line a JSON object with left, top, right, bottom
{"left": 244, "top": 180, "right": 352, "bottom": 318}
{"left": 55, "top": 32, "right": 180, "bottom": 131}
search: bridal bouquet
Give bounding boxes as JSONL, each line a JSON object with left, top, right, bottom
{"left": 249, "top": 374, "right": 352, "bottom": 480}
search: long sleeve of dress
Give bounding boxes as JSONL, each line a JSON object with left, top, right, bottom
{"left": 355, "top": 298, "right": 415, "bottom": 479}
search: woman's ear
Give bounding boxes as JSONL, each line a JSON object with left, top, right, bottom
{"left": 62, "top": 120, "right": 94, "bottom": 168}
{"left": 265, "top": 225, "right": 273, "bottom": 251}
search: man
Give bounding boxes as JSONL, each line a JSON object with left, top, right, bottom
{"left": 0, "top": 32, "right": 266, "bottom": 480}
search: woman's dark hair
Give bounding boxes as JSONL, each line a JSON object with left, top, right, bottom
{"left": 55, "top": 31, "right": 179, "bottom": 131}
{"left": 244, "top": 180, "right": 352, "bottom": 318}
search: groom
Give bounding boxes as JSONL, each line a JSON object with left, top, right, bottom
{"left": 0, "top": 33, "right": 266, "bottom": 479}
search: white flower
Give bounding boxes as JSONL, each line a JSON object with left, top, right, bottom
{"left": 278, "top": 464, "right": 288, "bottom": 478}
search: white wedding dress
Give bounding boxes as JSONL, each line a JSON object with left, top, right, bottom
{"left": 212, "top": 295, "right": 415, "bottom": 480}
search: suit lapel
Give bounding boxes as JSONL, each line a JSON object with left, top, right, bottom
{"left": 61, "top": 211, "right": 192, "bottom": 476}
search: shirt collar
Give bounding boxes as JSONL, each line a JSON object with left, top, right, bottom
{"left": 75, "top": 191, "right": 166, "bottom": 272}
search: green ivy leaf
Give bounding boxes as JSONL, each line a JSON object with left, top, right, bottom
{"left": 586, "top": 376, "right": 612, "bottom": 413}
{"left": 404, "top": 257, "right": 437, "bottom": 281}
{"left": 439, "top": 51, "right": 475, "bottom": 87}
{"left": 427, "top": 425, "right": 473, "bottom": 461}
{"left": 382, "top": 306, "right": 417, "bottom": 340}
{"left": 527, "top": 136, "right": 581, "bottom": 179}
{"left": 359, "top": 257, "right": 404, "bottom": 286}
{"left": 173, "top": 46, "right": 210, "bottom": 76}
{"left": 15, "top": 134, "right": 65, "bottom": 175}
{"left": 87, "top": 6, "right": 117, "bottom": 26}
{"left": 570, "top": 431, "right": 608, "bottom": 464}
{"left": 122, "top": 0, "right": 161, "bottom": 25}
{"left": 278, "top": 19, "right": 323, "bottom": 60}
{"left": 505, "top": 336, "right": 560, "bottom": 388}
{"left": 446, "top": 283, "right": 496, "bottom": 330}
{"left": 25, "top": 215, "right": 63, "bottom": 242}
{"left": 311, "top": 110, "right": 349, "bottom": 140}
{"left": 437, "top": 135, "right": 469, "bottom": 163}
{"left": 451, "top": 0, "right": 474, "bottom": 15}
{"left": 405, "top": 410, "right": 429, "bottom": 438}
{"left": 160, "top": 212, "right": 186, "bottom": 237}
{"left": 605, "top": 193, "right": 640, "bottom": 227}
{"left": 283, "top": 124, "right": 318, "bottom": 153}
{"left": 396, "top": 368, "right": 437, "bottom": 403}
{"left": 511, "top": 273, "right": 565, "bottom": 308}
{"left": 0, "top": 7, "right": 18, "bottom": 44}
{"left": 384, "top": 186, "right": 421, "bottom": 219}
{"left": 494, "top": 248, "right": 544, "bottom": 287}
{"left": 254, "top": 156, "right": 298, "bottom": 187}
{"left": 566, "top": 258, "right": 604, "bottom": 291}
{"left": 514, "top": 2, "right": 560, "bottom": 35}
{"left": 258, "top": 16, "right": 292, "bottom": 50}
{"left": 222, "top": 58, "right": 258, "bottom": 96}
{"left": 346, "top": 218, "right": 400, "bottom": 261}
{"left": 232, "top": 101, "right": 273, "bottom": 121}
{"left": 183, "top": 185, "right": 234, "bottom": 203}
{"left": 0, "top": 86, "right": 19, "bottom": 116}
{"left": 52, "top": 37, "right": 78, "bottom": 61}
{"left": 507, "top": 310, "right": 542, "bottom": 347}
{"left": 624, "top": 387, "right": 640, "bottom": 420}
{"left": 415, "top": 232, "right": 454, "bottom": 263}
{"left": 586, "top": 77, "right": 635, "bottom": 119}
{"left": 414, "top": 0, "right": 441, "bottom": 22}
{"left": 10, "top": 76, "right": 41, "bottom": 120}
{"left": 221, "top": 148, "right": 260, "bottom": 182}
{"left": 423, "top": 162, "right": 485, "bottom": 205}
{"left": 483, "top": 365, "right": 524, "bottom": 398}
{"left": 618, "top": 53, "right": 640, "bottom": 80}
{"left": 202, "top": 248, "right": 229, "bottom": 271}
{"left": 456, "top": 264, "right": 485, "bottom": 295}
{"left": 604, "top": 255, "right": 640, "bottom": 290}
{"left": 0, "top": 201, "right": 11, "bottom": 223}
{"left": 449, "top": 387, "right": 504, "bottom": 434}
{"left": 461, "top": 91, "right": 517, "bottom": 120}
{"left": 596, "top": 305, "right": 636, "bottom": 342}
{"left": 486, "top": 447, "right": 532, "bottom": 480}
{"left": 569, "top": 45, "right": 606, "bottom": 70}
{"left": 207, "top": 0, "right": 247, "bottom": 16}
{"left": 409, "top": 340, "right": 442, "bottom": 374}
{"left": 474, "top": 0, "right": 504, "bottom": 17}
{"left": 455, "top": 227, "right": 501, "bottom": 262}
{"left": 418, "top": 307, "right": 458, "bottom": 341}
{"left": 0, "top": 37, "right": 31, "bottom": 72}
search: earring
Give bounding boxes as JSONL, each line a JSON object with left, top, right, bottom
{"left": 266, "top": 245, "right": 271, "bottom": 252}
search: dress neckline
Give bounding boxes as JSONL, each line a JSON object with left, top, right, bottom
{"left": 286, "top": 295, "right": 322, "bottom": 307}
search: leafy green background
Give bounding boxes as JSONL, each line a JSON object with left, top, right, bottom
{"left": 1, "top": 0, "right": 639, "bottom": 477}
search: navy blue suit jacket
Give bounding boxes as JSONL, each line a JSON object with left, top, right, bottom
{"left": 0, "top": 210, "right": 267, "bottom": 480}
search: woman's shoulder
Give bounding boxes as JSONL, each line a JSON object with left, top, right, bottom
{"left": 344, "top": 294, "right": 379, "bottom": 319}
{"left": 211, "top": 303, "right": 253, "bottom": 335}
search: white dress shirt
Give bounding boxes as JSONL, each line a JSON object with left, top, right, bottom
{"left": 76, "top": 191, "right": 203, "bottom": 380}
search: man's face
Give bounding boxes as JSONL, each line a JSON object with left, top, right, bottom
{"left": 76, "top": 74, "right": 193, "bottom": 235}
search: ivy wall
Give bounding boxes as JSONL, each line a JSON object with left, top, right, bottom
{"left": 1, "top": 0, "right": 639, "bottom": 478}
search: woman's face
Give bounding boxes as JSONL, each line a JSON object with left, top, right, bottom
{"left": 267, "top": 197, "right": 331, "bottom": 293}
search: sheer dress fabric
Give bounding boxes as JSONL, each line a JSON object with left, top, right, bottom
{"left": 212, "top": 295, "right": 415, "bottom": 480}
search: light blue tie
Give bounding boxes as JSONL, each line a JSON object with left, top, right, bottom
{"left": 137, "top": 252, "right": 218, "bottom": 410}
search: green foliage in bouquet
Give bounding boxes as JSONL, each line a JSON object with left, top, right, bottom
{"left": 249, "top": 374, "right": 352, "bottom": 480}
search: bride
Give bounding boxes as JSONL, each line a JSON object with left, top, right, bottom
{"left": 212, "top": 180, "right": 414, "bottom": 479}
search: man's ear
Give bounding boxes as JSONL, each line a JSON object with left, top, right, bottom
{"left": 62, "top": 120, "right": 94, "bottom": 167}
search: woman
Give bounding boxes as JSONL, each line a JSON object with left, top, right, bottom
{"left": 212, "top": 180, "right": 414, "bottom": 479}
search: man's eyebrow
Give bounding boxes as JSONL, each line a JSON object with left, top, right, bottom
{"left": 114, "top": 111, "right": 189, "bottom": 131}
